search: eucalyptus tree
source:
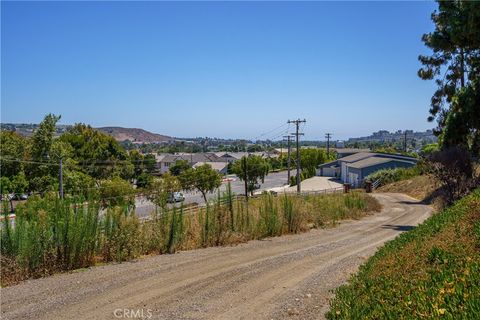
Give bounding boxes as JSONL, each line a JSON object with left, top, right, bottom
{"left": 418, "top": 0, "right": 480, "bottom": 153}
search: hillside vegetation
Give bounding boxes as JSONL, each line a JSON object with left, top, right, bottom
{"left": 326, "top": 189, "right": 480, "bottom": 319}
{"left": 366, "top": 166, "right": 422, "bottom": 188}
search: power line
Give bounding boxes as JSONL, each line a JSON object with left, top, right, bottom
{"left": 267, "top": 126, "right": 291, "bottom": 141}
{"left": 0, "top": 158, "right": 60, "bottom": 166}
{"left": 252, "top": 122, "right": 289, "bottom": 141}
{"left": 0, "top": 157, "right": 155, "bottom": 167}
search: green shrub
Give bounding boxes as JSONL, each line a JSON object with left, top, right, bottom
{"left": 1, "top": 195, "right": 101, "bottom": 277}
{"left": 101, "top": 207, "right": 141, "bottom": 262}
{"left": 259, "top": 194, "right": 281, "bottom": 237}
{"left": 365, "top": 166, "right": 422, "bottom": 187}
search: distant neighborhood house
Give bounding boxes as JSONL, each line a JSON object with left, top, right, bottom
{"left": 214, "top": 151, "right": 279, "bottom": 163}
{"left": 157, "top": 153, "right": 221, "bottom": 173}
{"left": 155, "top": 151, "right": 279, "bottom": 174}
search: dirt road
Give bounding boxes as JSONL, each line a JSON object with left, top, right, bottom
{"left": 1, "top": 193, "right": 432, "bottom": 320}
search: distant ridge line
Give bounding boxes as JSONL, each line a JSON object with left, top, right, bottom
{"left": 0, "top": 123, "right": 173, "bottom": 144}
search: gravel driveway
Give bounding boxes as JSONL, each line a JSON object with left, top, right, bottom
{"left": 1, "top": 193, "right": 432, "bottom": 320}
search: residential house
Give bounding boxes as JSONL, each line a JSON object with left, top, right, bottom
{"left": 157, "top": 153, "right": 221, "bottom": 174}
{"left": 214, "top": 152, "right": 248, "bottom": 164}
{"left": 214, "top": 151, "right": 279, "bottom": 164}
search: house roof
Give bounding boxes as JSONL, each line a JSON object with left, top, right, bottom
{"left": 337, "top": 152, "right": 376, "bottom": 163}
{"left": 374, "top": 152, "right": 418, "bottom": 162}
{"left": 155, "top": 154, "right": 167, "bottom": 162}
{"left": 338, "top": 151, "right": 418, "bottom": 164}
{"left": 160, "top": 153, "right": 220, "bottom": 163}
{"left": 193, "top": 161, "right": 228, "bottom": 172}
{"left": 347, "top": 157, "right": 416, "bottom": 169}
{"left": 347, "top": 157, "right": 392, "bottom": 169}
{"left": 333, "top": 148, "right": 371, "bottom": 154}
{"left": 318, "top": 159, "right": 339, "bottom": 168}
{"left": 214, "top": 152, "right": 248, "bottom": 159}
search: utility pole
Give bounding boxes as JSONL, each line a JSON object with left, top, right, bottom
{"left": 288, "top": 119, "right": 306, "bottom": 193}
{"left": 403, "top": 130, "right": 408, "bottom": 153}
{"left": 283, "top": 135, "right": 293, "bottom": 185}
{"left": 243, "top": 155, "right": 248, "bottom": 201}
{"left": 59, "top": 157, "right": 64, "bottom": 200}
{"left": 190, "top": 144, "right": 193, "bottom": 165}
{"left": 325, "top": 133, "right": 332, "bottom": 155}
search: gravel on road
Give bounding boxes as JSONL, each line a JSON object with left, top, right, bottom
{"left": 1, "top": 193, "right": 432, "bottom": 320}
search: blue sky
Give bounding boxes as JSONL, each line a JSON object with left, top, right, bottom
{"left": 1, "top": 1, "right": 437, "bottom": 140}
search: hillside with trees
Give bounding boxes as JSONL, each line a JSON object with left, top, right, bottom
{"left": 0, "top": 114, "right": 158, "bottom": 198}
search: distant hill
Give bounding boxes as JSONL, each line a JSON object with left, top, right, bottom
{"left": 96, "top": 127, "right": 173, "bottom": 143}
{"left": 1, "top": 123, "right": 173, "bottom": 144}
{"left": 0, "top": 123, "right": 70, "bottom": 137}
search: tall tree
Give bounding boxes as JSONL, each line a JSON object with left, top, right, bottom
{"left": 0, "top": 131, "right": 26, "bottom": 177}
{"left": 129, "top": 150, "right": 144, "bottom": 178}
{"left": 31, "top": 113, "right": 61, "bottom": 160}
{"left": 147, "top": 173, "right": 182, "bottom": 209}
{"left": 418, "top": 0, "right": 480, "bottom": 153}
{"left": 25, "top": 114, "right": 61, "bottom": 191}
{"left": 59, "top": 123, "right": 128, "bottom": 179}
{"left": 99, "top": 176, "right": 135, "bottom": 208}
{"left": 143, "top": 154, "right": 157, "bottom": 173}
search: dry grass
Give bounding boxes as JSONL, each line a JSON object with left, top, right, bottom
{"left": 376, "top": 174, "right": 447, "bottom": 209}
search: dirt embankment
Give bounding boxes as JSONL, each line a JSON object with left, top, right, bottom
{"left": 376, "top": 175, "right": 443, "bottom": 208}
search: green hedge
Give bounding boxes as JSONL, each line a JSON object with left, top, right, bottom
{"left": 365, "top": 166, "right": 422, "bottom": 187}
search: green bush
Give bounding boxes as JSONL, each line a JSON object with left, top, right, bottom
{"left": 365, "top": 166, "right": 422, "bottom": 187}
{"left": 101, "top": 207, "right": 141, "bottom": 262}
{"left": 1, "top": 195, "right": 101, "bottom": 276}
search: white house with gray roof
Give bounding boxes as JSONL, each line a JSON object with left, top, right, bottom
{"left": 157, "top": 153, "right": 221, "bottom": 174}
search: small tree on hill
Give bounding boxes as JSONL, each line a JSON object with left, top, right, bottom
{"left": 147, "top": 173, "right": 181, "bottom": 209}
{"left": 179, "top": 164, "right": 222, "bottom": 203}
{"left": 169, "top": 160, "right": 191, "bottom": 176}
{"left": 231, "top": 155, "right": 270, "bottom": 199}
{"left": 426, "top": 146, "right": 479, "bottom": 204}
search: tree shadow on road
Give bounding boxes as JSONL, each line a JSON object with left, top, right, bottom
{"left": 381, "top": 224, "right": 416, "bottom": 232}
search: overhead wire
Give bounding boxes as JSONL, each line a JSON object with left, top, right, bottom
{"left": 252, "top": 122, "right": 289, "bottom": 142}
